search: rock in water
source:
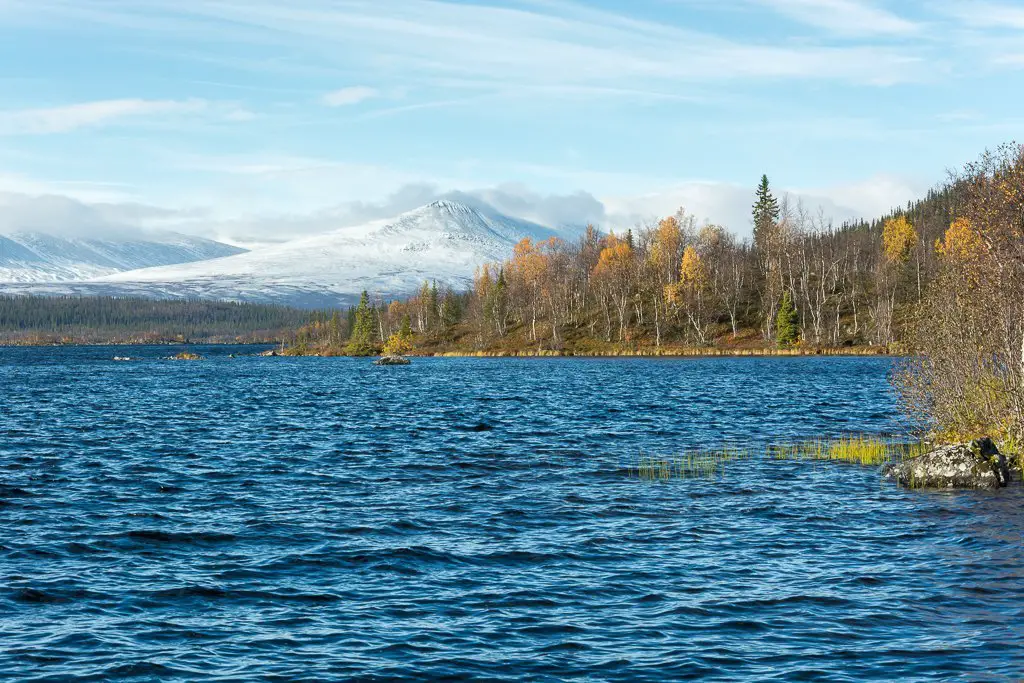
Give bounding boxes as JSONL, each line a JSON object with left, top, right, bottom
{"left": 883, "top": 438, "right": 1012, "bottom": 489}
{"left": 168, "top": 352, "right": 205, "bottom": 361}
{"left": 374, "top": 355, "right": 411, "bottom": 366}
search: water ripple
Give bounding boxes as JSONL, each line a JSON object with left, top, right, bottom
{"left": 1, "top": 346, "right": 1022, "bottom": 681}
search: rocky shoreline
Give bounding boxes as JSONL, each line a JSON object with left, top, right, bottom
{"left": 884, "top": 438, "right": 1020, "bottom": 490}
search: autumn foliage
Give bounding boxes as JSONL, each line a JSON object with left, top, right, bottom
{"left": 288, "top": 163, "right": 1016, "bottom": 362}
{"left": 897, "top": 143, "right": 1024, "bottom": 447}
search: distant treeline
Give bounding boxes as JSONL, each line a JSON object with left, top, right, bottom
{"left": 292, "top": 174, "right": 962, "bottom": 355}
{"left": 0, "top": 295, "right": 314, "bottom": 344}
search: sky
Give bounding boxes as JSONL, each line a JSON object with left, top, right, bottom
{"left": 1, "top": 0, "right": 1023, "bottom": 245}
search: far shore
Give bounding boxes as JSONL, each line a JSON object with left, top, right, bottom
{"left": 424, "top": 346, "right": 893, "bottom": 358}
{"left": 0, "top": 340, "right": 281, "bottom": 348}
{"left": 1, "top": 340, "right": 899, "bottom": 358}
{"left": 282, "top": 344, "right": 898, "bottom": 358}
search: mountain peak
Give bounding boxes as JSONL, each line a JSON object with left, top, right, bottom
{"left": 425, "top": 199, "right": 477, "bottom": 214}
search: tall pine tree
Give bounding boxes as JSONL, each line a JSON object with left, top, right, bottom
{"left": 752, "top": 174, "right": 780, "bottom": 246}
{"left": 753, "top": 174, "right": 783, "bottom": 340}
{"left": 776, "top": 290, "right": 799, "bottom": 346}
{"left": 346, "top": 290, "right": 378, "bottom": 356}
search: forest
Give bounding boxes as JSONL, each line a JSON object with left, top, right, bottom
{"left": 0, "top": 296, "right": 312, "bottom": 345}
{"left": 291, "top": 174, "right": 958, "bottom": 356}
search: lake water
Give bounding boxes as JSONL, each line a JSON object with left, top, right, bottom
{"left": 1, "top": 346, "right": 1022, "bottom": 681}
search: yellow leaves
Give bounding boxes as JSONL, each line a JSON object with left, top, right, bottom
{"left": 648, "top": 216, "right": 682, "bottom": 272}
{"left": 679, "top": 246, "right": 706, "bottom": 289}
{"left": 882, "top": 216, "right": 917, "bottom": 264}
{"left": 936, "top": 218, "right": 985, "bottom": 262}
{"left": 382, "top": 330, "right": 413, "bottom": 356}
{"left": 664, "top": 246, "right": 706, "bottom": 307}
{"left": 474, "top": 263, "right": 494, "bottom": 299}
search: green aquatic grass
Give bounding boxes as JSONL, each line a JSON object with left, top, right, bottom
{"left": 770, "top": 435, "right": 927, "bottom": 467}
{"left": 631, "top": 436, "right": 928, "bottom": 483}
{"left": 632, "top": 446, "right": 754, "bottom": 481}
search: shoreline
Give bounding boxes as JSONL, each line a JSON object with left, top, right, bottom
{"left": 0, "top": 340, "right": 281, "bottom": 348}
{"left": 420, "top": 346, "right": 893, "bottom": 358}
{"left": 280, "top": 345, "right": 896, "bottom": 358}
{"left": 1, "top": 341, "right": 896, "bottom": 358}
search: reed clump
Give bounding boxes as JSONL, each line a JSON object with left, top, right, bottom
{"left": 632, "top": 446, "right": 753, "bottom": 481}
{"left": 770, "top": 435, "right": 927, "bottom": 466}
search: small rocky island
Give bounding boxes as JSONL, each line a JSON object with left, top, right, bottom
{"left": 884, "top": 438, "right": 1019, "bottom": 490}
{"left": 374, "top": 355, "right": 411, "bottom": 366}
{"left": 168, "top": 351, "right": 205, "bottom": 361}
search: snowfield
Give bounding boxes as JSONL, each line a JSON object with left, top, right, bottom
{"left": 0, "top": 231, "right": 245, "bottom": 283}
{"left": 0, "top": 200, "right": 567, "bottom": 308}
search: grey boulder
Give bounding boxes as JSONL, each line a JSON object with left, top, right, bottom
{"left": 882, "top": 438, "right": 1014, "bottom": 490}
{"left": 374, "top": 355, "right": 411, "bottom": 366}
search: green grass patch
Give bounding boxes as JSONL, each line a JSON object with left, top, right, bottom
{"left": 770, "top": 435, "right": 927, "bottom": 466}
{"left": 631, "top": 446, "right": 754, "bottom": 481}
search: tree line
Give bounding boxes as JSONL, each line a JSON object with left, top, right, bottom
{"left": 294, "top": 175, "right": 960, "bottom": 355}
{"left": 0, "top": 295, "right": 313, "bottom": 344}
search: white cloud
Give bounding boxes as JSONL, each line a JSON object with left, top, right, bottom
{"left": 0, "top": 99, "right": 210, "bottom": 135}
{"left": 0, "top": 172, "right": 925, "bottom": 247}
{"left": 942, "top": 1, "right": 1024, "bottom": 29}
{"left": 0, "top": 191, "right": 185, "bottom": 238}
{"left": 323, "top": 86, "right": 379, "bottom": 106}
{"left": 601, "top": 175, "right": 923, "bottom": 236}
{"left": 0, "top": 0, "right": 934, "bottom": 89}
{"left": 0, "top": 170, "right": 137, "bottom": 204}
{"left": 750, "top": 0, "right": 920, "bottom": 36}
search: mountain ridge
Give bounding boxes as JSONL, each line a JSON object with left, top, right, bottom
{"left": 0, "top": 230, "right": 246, "bottom": 283}
{"left": 0, "top": 200, "right": 569, "bottom": 308}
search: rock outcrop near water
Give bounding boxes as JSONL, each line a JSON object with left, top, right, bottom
{"left": 168, "top": 351, "right": 204, "bottom": 361}
{"left": 374, "top": 355, "right": 411, "bottom": 366}
{"left": 883, "top": 438, "right": 1014, "bottom": 489}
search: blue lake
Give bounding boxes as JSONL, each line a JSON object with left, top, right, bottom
{"left": 1, "top": 346, "right": 1022, "bottom": 681}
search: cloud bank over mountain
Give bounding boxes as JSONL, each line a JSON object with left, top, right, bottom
{"left": 0, "top": 175, "right": 924, "bottom": 249}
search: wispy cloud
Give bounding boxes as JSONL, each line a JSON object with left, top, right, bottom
{"left": 994, "top": 54, "right": 1024, "bottom": 67}
{"left": 749, "top": 0, "right": 920, "bottom": 36}
{"left": 942, "top": 1, "right": 1024, "bottom": 29}
{"left": 0, "top": 99, "right": 208, "bottom": 135}
{"left": 323, "top": 86, "right": 379, "bottom": 106}
{"left": 0, "top": 0, "right": 934, "bottom": 89}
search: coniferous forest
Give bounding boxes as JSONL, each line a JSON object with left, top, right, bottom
{"left": 0, "top": 296, "right": 312, "bottom": 345}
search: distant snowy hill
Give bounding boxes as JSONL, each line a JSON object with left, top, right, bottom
{"left": 0, "top": 200, "right": 565, "bottom": 307}
{"left": 0, "top": 231, "right": 246, "bottom": 283}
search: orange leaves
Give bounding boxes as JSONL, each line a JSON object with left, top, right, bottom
{"left": 936, "top": 218, "right": 985, "bottom": 262}
{"left": 591, "top": 234, "right": 630, "bottom": 275}
{"left": 507, "top": 237, "right": 567, "bottom": 293}
{"left": 882, "top": 216, "right": 917, "bottom": 265}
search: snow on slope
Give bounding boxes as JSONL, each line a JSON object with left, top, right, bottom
{"left": 65, "top": 200, "right": 564, "bottom": 307}
{"left": 0, "top": 231, "right": 246, "bottom": 283}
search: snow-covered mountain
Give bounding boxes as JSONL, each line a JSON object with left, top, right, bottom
{"left": 0, "top": 231, "right": 246, "bottom": 283}
{"left": 0, "top": 200, "right": 564, "bottom": 307}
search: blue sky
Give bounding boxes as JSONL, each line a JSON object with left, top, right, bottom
{"left": 1, "top": 0, "right": 1023, "bottom": 243}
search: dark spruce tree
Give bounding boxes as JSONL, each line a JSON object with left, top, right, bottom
{"left": 776, "top": 290, "right": 800, "bottom": 346}
{"left": 752, "top": 174, "right": 780, "bottom": 244}
{"left": 346, "top": 291, "right": 379, "bottom": 356}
